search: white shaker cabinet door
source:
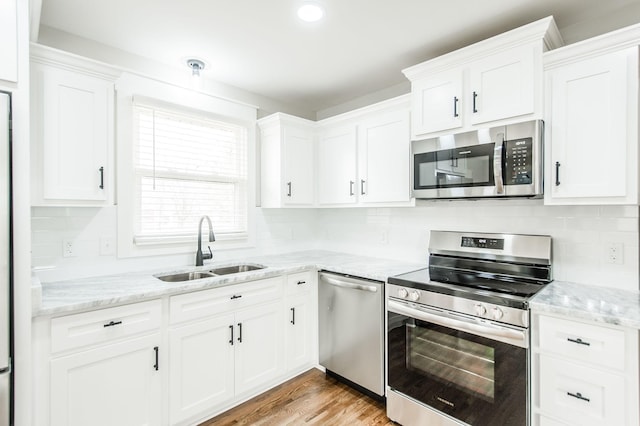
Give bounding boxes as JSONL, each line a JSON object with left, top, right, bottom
{"left": 411, "top": 68, "right": 463, "bottom": 137}
{"left": 283, "top": 125, "right": 315, "bottom": 205}
{"left": 0, "top": 0, "right": 17, "bottom": 83}
{"left": 546, "top": 47, "right": 637, "bottom": 204}
{"left": 168, "top": 314, "right": 235, "bottom": 425}
{"left": 358, "top": 109, "right": 411, "bottom": 204}
{"left": 285, "top": 293, "right": 314, "bottom": 373}
{"left": 317, "top": 126, "right": 357, "bottom": 205}
{"left": 50, "top": 334, "right": 161, "bottom": 426}
{"left": 234, "top": 301, "right": 284, "bottom": 396}
{"left": 469, "top": 44, "right": 535, "bottom": 125}
{"left": 40, "top": 66, "right": 112, "bottom": 202}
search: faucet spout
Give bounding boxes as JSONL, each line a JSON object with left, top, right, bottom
{"left": 195, "top": 215, "right": 216, "bottom": 266}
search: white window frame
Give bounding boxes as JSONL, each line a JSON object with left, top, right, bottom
{"left": 116, "top": 73, "right": 257, "bottom": 258}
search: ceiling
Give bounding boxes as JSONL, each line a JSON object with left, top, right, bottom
{"left": 37, "top": 0, "right": 640, "bottom": 114}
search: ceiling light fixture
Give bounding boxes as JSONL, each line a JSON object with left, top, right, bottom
{"left": 297, "top": 1, "right": 324, "bottom": 22}
{"left": 186, "top": 58, "right": 205, "bottom": 77}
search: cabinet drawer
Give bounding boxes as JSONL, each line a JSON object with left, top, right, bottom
{"left": 51, "top": 300, "right": 162, "bottom": 353}
{"left": 170, "top": 277, "right": 284, "bottom": 325}
{"left": 286, "top": 271, "right": 313, "bottom": 296}
{"left": 539, "top": 354, "right": 625, "bottom": 426}
{"left": 538, "top": 315, "right": 625, "bottom": 370}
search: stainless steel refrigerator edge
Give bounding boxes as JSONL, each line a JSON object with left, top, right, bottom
{"left": 0, "top": 92, "right": 12, "bottom": 426}
{"left": 318, "top": 272, "right": 384, "bottom": 397}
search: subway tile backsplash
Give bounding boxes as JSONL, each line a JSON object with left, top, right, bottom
{"left": 31, "top": 201, "right": 639, "bottom": 291}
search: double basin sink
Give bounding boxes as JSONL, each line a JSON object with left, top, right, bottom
{"left": 155, "top": 264, "right": 265, "bottom": 283}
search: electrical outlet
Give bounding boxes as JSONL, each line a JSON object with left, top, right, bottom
{"left": 100, "top": 237, "right": 115, "bottom": 256}
{"left": 62, "top": 239, "right": 75, "bottom": 257}
{"left": 607, "top": 242, "right": 624, "bottom": 265}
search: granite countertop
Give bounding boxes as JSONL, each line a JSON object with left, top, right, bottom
{"left": 530, "top": 280, "right": 640, "bottom": 329}
{"left": 35, "top": 250, "right": 425, "bottom": 317}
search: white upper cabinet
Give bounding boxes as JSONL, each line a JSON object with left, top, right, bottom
{"left": 357, "top": 108, "right": 411, "bottom": 204}
{"left": 411, "top": 68, "right": 463, "bottom": 135}
{"left": 317, "top": 96, "right": 413, "bottom": 207}
{"left": 404, "top": 16, "right": 562, "bottom": 140}
{"left": 30, "top": 45, "right": 121, "bottom": 206}
{"left": 0, "top": 0, "right": 18, "bottom": 83}
{"left": 468, "top": 44, "right": 535, "bottom": 125}
{"left": 544, "top": 26, "right": 640, "bottom": 205}
{"left": 259, "top": 114, "right": 315, "bottom": 207}
{"left": 317, "top": 125, "right": 357, "bottom": 205}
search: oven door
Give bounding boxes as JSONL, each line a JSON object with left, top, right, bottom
{"left": 387, "top": 299, "right": 528, "bottom": 426}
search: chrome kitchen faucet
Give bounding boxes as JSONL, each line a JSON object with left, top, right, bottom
{"left": 195, "top": 215, "right": 215, "bottom": 266}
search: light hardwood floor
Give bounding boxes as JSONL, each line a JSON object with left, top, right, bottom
{"left": 199, "top": 368, "right": 394, "bottom": 425}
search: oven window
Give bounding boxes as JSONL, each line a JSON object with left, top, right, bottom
{"left": 408, "top": 325, "right": 495, "bottom": 401}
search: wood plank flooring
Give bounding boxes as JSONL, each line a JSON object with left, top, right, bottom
{"left": 199, "top": 368, "right": 394, "bottom": 425}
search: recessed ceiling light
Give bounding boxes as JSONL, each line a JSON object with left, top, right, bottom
{"left": 297, "top": 1, "right": 324, "bottom": 22}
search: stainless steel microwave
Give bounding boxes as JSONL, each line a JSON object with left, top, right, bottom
{"left": 412, "top": 120, "right": 543, "bottom": 199}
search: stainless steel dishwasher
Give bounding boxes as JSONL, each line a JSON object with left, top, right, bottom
{"left": 318, "top": 271, "right": 384, "bottom": 398}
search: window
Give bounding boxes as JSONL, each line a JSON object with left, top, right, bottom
{"left": 131, "top": 102, "right": 248, "bottom": 245}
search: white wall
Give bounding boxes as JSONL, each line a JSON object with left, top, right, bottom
{"left": 316, "top": 201, "right": 639, "bottom": 291}
{"left": 33, "top": 201, "right": 639, "bottom": 291}
{"left": 31, "top": 206, "right": 320, "bottom": 282}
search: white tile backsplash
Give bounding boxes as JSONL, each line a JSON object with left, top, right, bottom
{"left": 31, "top": 202, "right": 639, "bottom": 291}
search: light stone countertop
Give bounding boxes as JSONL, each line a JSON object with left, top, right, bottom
{"left": 35, "top": 250, "right": 426, "bottom": 317}
{"left": 530, "top": 280, "right": 640, "bottom": 329}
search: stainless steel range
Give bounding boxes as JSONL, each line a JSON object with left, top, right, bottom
{"left": 386, "top": 230, "right": 552, "bottom": 426}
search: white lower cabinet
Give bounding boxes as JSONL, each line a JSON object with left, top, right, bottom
{"left": 532, "top": 312, "right": 639, "bottom": 426}
{"left": 48, "top": 301, "right": 163, "bottom": 426}
{"left": 168, "top": 314, "right": 235, "bottom": 424}
{"left": 284, "top": 271, "right": 316, "bottom": 373}
{"left": 169, "top": 300, "right": 284, "bottom": 424}
{"left": 36, "top": 273, "right": 318, "bottom": 426}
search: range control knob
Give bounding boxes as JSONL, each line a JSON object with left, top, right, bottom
{"left": 397, "top": 288, "right": 409, "bottom": 299}
{"left": 475, "top": 304, "right": 487, "bottom": 316}
{"left": 409, "top": 290, "right": 420, "bottom": 302}
{"left": 492, "top": 307, "right": 504, "bottom": 320}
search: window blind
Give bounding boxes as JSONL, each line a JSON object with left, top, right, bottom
{"left": 132, "top": 103, "right": 248, "bottom": 244}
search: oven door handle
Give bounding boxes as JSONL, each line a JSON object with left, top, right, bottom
{"left": 388, "top": 300, "right": 527, "bottom": 348}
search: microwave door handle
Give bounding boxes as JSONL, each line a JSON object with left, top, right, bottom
{"left": 493, "top": 135, "right": 505, "bottom": 194}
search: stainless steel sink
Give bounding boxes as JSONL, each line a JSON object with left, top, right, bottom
{"left": 154, "top": 263, "right": 266, "bottom": 282}
{"left": 209, "top": 264, "right": 265, "bottom": 275}
{"left": 155, "top": 271, "right": 216, "bottom": 282}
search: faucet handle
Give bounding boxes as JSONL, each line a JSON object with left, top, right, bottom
{"left": 203, "top": 246, "right": 213, "bottom": 261}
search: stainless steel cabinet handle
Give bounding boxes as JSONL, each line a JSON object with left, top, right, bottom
{"left": 229, "top": 325, "right": 234, "bottom": 345}
{"left": 321, "top": 274, "right": 378, "bottom": 293}
{"left": 472, "top": 91, "right": 478, "bottom": 113}
{"left": 453, "top": 96, "right": 459, "bottom": 117}
{"left": 237, "top": 322, "right": 242, "bottom": 343}
{"left": 349, "top": 180, "right": 354, "bottom": 196}
{"left": 388, "top": 299, "right": 527, "bottom": 348}
{"left": 555, "top": 161, "right": 561, "bottom": 186}
{"left": 290, "top": 307, "right": 295, "bottom": 325}
{"left": 360, "top": 179, "right": 366, "bottom": 195}
{"left": 286, "top": 181, "right": 292, "bottom": 197}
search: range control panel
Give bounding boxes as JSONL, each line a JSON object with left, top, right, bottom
{"left": 504, "top": 137, "right": 533, "bottom": 185}
{"left": 461, "top": 236, "right": 504, "bottom": 250}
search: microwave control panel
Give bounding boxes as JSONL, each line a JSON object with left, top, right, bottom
{"left": 504, "top": 137, "right": 533, "bottom": 185}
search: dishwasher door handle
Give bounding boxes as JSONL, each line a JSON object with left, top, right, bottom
{"left": 320, "top": 273, "right": 379, "bottom": 293}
